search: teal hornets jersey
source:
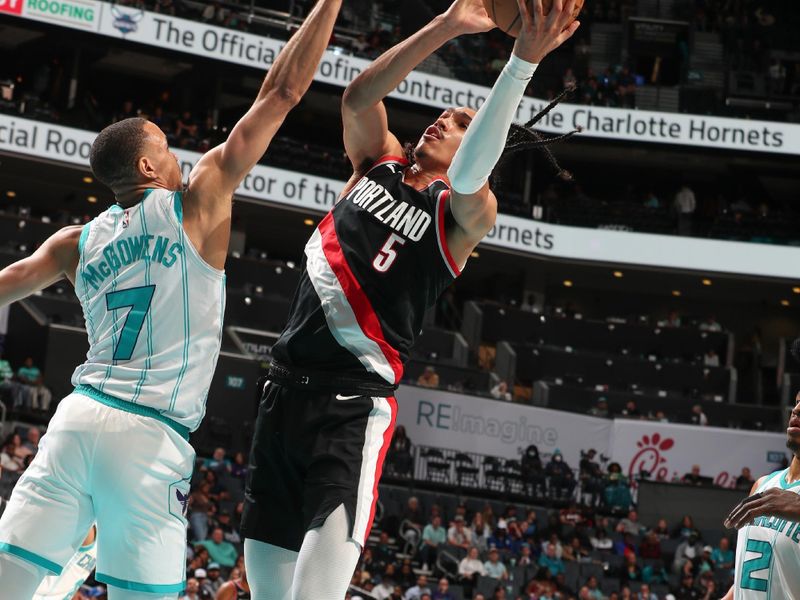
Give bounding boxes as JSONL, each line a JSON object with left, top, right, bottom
{"left": 71, "top": 188, "right": 226, "bottom": 432}
{"left": 734, "top": 469, "right": 800, "bottom": 599}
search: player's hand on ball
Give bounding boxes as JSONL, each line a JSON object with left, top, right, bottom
{"left": 513, "top": 0, "right": 581, "bottom": 63}
{"left": 724, "top": 487, "right": 800, "bottom": 529}
{"left": 443, "top": 0, "right": 497, "bottom": 35}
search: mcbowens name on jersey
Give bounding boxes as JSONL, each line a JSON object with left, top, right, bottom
{"left": 345, "top": 176, "right": 432, "bottom": 241}
{"left": 81, "top": 234, "right": 184, "bottom": 292}
{"left": 750, "top": 515, "right": 800, "bottom": 544}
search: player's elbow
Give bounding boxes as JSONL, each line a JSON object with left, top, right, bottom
{"left": 341, "top": 85, "right": 368, "bottom": 115}
{"left": 265, "top": 85, "right": 303, "bottom": 111}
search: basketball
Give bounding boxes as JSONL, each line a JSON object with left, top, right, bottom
{"left": 483, "top": 0, "right": 585, "bottom": 37}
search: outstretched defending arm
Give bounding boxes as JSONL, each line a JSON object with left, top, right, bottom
{"left": 447, "top": 0, "right": 580, "bottom": 260}
{"left": 0, "top": 226, "right": 81, "bottom": 307}
{"left": 185, "top": 0, "right": 344, "bottom": 269}
{"left": 341, "top": 0, "right": 494, "bottom": 177}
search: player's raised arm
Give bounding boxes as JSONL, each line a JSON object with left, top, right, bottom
{"left": 446, "top": 0, "right": 580, "bottom": 256}
{"left": 185, "top": 0, "right": 343, "bottom": 267}
{"left": 0, "top": 226, "right": 81, "bottom": 307}
{"left": 341, "top": 0, "right": 494, "bottom": 176}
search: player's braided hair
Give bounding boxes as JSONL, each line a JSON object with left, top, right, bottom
{"left": 404, "top": 83, "right": 580, "bottom": 184}
{"left": 497, "top": 82, "right": 582, "bottom": 182}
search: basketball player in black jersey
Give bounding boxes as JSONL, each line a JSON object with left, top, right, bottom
{"left": 241, "top": 1, "right": 581, "bottom": 597}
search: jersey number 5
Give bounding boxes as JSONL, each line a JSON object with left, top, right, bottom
{"left": 373, "top": 233, "right": 406, "bottom": 273}
{"left": 741, "top": 538, "right": 773, "bottom": 593}
{"left": 105, "top": 285, "right": 156, "bottom": 361}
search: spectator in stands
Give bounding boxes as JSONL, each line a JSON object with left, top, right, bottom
{"left": 538, "top": 542, "right": 565, "bottom": 578}
{"left": 521, "top": 445, "right": 546, "bottom": 495}
{"left": 693, "top": 545, "right": 715, "bottom": 574}
{"left": 604, "top": 470, "right": 633, "bottom": 512}
{"left": 202, "top": 563, "right": 223, "bottom": 597}
{"left": 432, "top": 577, "right": 454, "bottom": 600}
{"left": 189, "top": 483, "right": 213, "bottom": 542}
{"left": 202, "top": 447, "right": 231, "bottom": 475}
{"left": 562, "top": 536, "right": 589, "bottom": 562}
{"left": 654, "top": 410, "right": 670, "bottom": 423}
{"left": 387, "top": 425, "right": 413, "bottom": 476}
{"left": 19, "top": 426, "right": 40, "bottom": 458}
{"left": 735, "top": 467, "right": 754, "bottom": 490}
{"left": 699, "top": 316, "right": 722, "bottom": 332}
{"left": 653, "top": 518, "right": 670, "bottom": 540}
{"left": 665, "top": 310, "right": 682, "bottom": 328}
{"left": 490, "top": 380, "right": 512, "bottom": 401}
{"left": 417, "top": 366, "right": 440, "bottom": 388}
{"left": 703, "top": 349, "right": 720, "bottom": 367}
{"left": 373, "top": 531, "right": 394, "bottom": 570}
{"left": 230, "top": 451, "right": 247, "bottom": 479}
{"left": 674, "top": 570, "right": 699, "bottom": 599}
{"left": 639, "top": 530, "right": 662, "bottom": 560}
{"left": 620, "top": 553, "right": 642, "bottom": 583}
{"left": 643, "top": 190, "right": 660, "bottom": 209}
{"left": 518, "top": 543, "right": 534, "bottom": 566}
{"left": 614, "top": 532, "right": 638, "bottom": 559}
{"left": 180, "top": 577, "right": 201, "bottom": 600}
{"left": 682, "top": 465, "right": 705, "bottom": 485}
{"left": 616, "top": 510, "right": 644, "bottom": 537}
{"left": 0, "top": 351, "right": 23, "bottom": 407}
{"left": 0, "top": 434, "right": 23, "bottom": 473}
{"left": 470, "top": 512, "right": 491, "bottom": 552}
{"left": 621, "top": 400, "right": 641, "bottom": 418}
{"left": 585, "top": 575, "right": 603, "bottom": 599}
{"left": 673, "top": 533, "right": 703, "bottom": 575}
{"left": 113, "top": 99, "right": 138, "bottom": 122}
{"left": 459, "top": 546, "right": 486, "bottom": 589}
{"left": 214, "top": 510, "right": 240, "bottom": 545}
{"left": 447, "top": 515, "right": 471, "bottom": 552}
{"left": 372, "top": 573, "right": 395, "bottom": 600}
{"left": 404, "top": 496, "right": 424, "bottom": 528}
{"left": 483, "top": 548, "right": 508, "bottom": 580}
{"left": 404, "top": 575, "right": 432, "bottom": 600}
{"left": 588, "top": 397, "right": 609, "bottom": 418}
{"left": 16, "top": 357, "right": 52, "bottom": 411}
{"left": 712, "top": 537, "right": 734, "bottom": 572}
{"left": 579, "top": 449, "right": 604, "bottom": 504}
{"left": 487, "top": 521, "right": 514, "bottom": 555}
{"left": 637, "top": 583, "right": 658, "bottom": 600}
{"left": 546, "top": 450, "right": 575, "bottom": 499}
{"left": 590, "top": 527, "right": 613, "bottom": 553}
{"left": 673, "top": 515, "right": 701, "bottom": 540}
{"left": 198, "top": 527, "right": 237, "bottom": 568}
{"left": 674, "top": 184, "right": 697, "bottom": 235}
{"left": 420, "top": 515, "right": 446, "bottom": 570}
{"left": 690, "top": 405, "right": 709, "bottom": 426}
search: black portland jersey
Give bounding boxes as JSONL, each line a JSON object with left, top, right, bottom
{"left": 272, "top": 155, "right": 461, "bottom": 384}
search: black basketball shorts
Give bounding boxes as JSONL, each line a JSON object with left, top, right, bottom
{"left": 240, "top": 369, "right": 397, "bottom": 552}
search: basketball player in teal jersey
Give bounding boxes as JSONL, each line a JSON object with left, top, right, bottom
{"left": 0, "top": 1, "right": 343, "bottom": 597}
{"left": 722, "top": 391, "right": 800, "bottom": 598}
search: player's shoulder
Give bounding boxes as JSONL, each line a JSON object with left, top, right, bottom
{"left": 753, "top": 469, "right": 787, "bottom": 493}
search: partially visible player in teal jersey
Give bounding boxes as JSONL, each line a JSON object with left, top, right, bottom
{"left": 723, "top": 390, "right": 800, "bottom": 599}
{"left": 0, "top": 1, "right": 344, "bottom": 598}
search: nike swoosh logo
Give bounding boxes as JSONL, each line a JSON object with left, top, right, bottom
{"left": 336, "top": 394, "right": 361, "bottom": 401}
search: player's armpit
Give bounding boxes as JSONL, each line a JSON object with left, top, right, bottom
{"left": 447, "top": 187, "right": 498, "bottom": 265}
{"left": 0, "top": 225, "right": 81, "bottom": 307}
{"left": 721, "top": 584, "right": 734, "bottom": 600}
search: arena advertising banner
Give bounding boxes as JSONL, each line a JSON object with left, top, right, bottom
{"left": 395, "top": 386, "right": 790, "bottom": 487}
{"left": 6, "top": 1, "right": 800, "bottom": 155}
{"left": 395, "top": 385, "right": 612, "bottom": 467}
{"left": 3, "top": 114, "right": 800, "bottom": 278}
{"left": 610, "top": 419, "right": 789, "bottom": 489}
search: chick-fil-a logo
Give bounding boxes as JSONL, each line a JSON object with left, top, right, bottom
{"left": 627, "top": 433, "right": 674, "bottom": 482}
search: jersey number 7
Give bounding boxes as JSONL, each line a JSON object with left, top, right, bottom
{"left": 105, "top": 285, "right": 156, "bottom": 361}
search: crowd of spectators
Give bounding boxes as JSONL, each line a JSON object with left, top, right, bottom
{"left": 0, "top": 352, "right": 52, "bottom": 413}
{"left": 0, "top": 420, "right": 769, "bottom": 600}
